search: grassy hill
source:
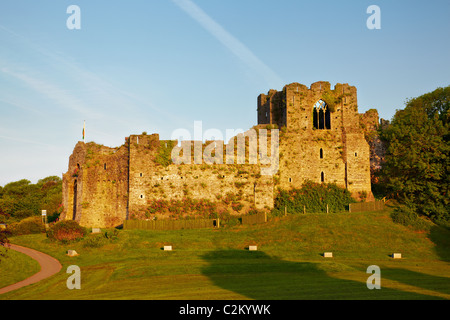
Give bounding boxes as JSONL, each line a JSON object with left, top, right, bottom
{"left": 1, "top": 209, "right": 449, "bottom": 300}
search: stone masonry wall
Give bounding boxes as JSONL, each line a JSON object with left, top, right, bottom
{"left": 61, "top": 142, "right": 129, "bottom": 228}
{"left": 259, "top": 81, "right": 374, "bottom": 201}
{"left": 127, "top": 132, "right": 274, "bottom": 220}
{"left": 62, "top": 81, "right": 376, "bottom": 228}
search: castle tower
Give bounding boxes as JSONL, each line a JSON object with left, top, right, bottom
{"left": 60, "top": 141, "right": 129, "bottom": 228}
{"left": 258, "top": 81, "right": 374, "bottom": 201}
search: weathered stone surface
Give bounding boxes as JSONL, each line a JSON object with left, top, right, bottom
{"left": 258, "top": 82, "right": 374, "bottom": 201}
{"left": 67, "top": 250, "right": 78, "bottom": 257}
{"left": 61, "top": 82, "right": 377, "bottom": 228}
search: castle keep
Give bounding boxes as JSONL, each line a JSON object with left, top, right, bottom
{"left": 61, "top": 81, "right": 377, "bottom": 228}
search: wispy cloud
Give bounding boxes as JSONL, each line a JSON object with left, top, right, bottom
{"left": 0, "top": 95, "right": 44, "bottom": 115}
{"left": 0, "top": 23, "right": 192, "bottom": 132}
{"left": 172, "top": 0, "right": 283, "bottom": 87}
{"left": 0, "top": 134, "right": 57, "bottom": 148}
{"left": 0, "top": 66, "right": 102, "bottom": 118}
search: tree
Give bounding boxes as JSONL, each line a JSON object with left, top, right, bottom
{"left": 381, "top": 86, "right": 449, "bottom": 224}
{"left": 0, "top": 207, "right": 10, "bottom": 261}
{"left": 0, "top": 176, "right": 62, "bottom": 221}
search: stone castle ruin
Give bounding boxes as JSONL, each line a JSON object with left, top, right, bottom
{"left": 61, "top": 81, "right": 380, "bottom": 228}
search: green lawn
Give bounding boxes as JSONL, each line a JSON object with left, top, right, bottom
{"left": 1, "top": 210, "right": 449, "bottom": 300}
{"left": 0, "top": 247, "right": 40, "bottom": 289}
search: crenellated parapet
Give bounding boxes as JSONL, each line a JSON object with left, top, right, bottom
{"left": 259, "top": 82, "right": 374, "bottom": 201}
{"left": 62, "top": 81, "right": 376, "bottom": 228}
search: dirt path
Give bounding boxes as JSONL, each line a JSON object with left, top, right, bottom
{"left": 0, "top": 244, "right": 62, "bottom": 295}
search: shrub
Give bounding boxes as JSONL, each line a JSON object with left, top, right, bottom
{"left": 155, "top": 141, "right": 175, "bottom": 167}
{"left": 83, "top": 234, "right": 108, "bottom": 248}
{"left": 47, "top": 220, "right": 88, "bottom": 243}
{"left": 222, "top": 217, "right": 241, "bottom": 228}
{"left": 47, "top": 211, "right": 60, "bottom": 223}
{"left": 9, "top": 216, "right": 46, "bottom": 236}
{"left": 231, "top": 202, "right": 243, "bottom": 212}
{"left": 143, "top": 198, "right": 220, "bottom": 219}
{"left": 104, "top": 229, "right": 119, "bottom": 241}
{"left": 83, "top": 229, "right": 120, "bottom": 248}
{"left": 273, "top": 180, "right": 355, "bottom": 215}
{"left": 391, "top": 205, "right": 430, "bottom": 231}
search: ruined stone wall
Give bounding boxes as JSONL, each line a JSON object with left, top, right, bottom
{"left": 61, "top": 142, "right": 86, "bottom": 224}
{"left": 258, "top": 89, "right": 285, "bottom": 127}
{"left": 62, "top": 81, "right": 377, "bottom": 228}
{"left": 359, "top": 109, "right": 387, "bottom": 184}
{"left": 343, "top": 133, "right": 373, "bottom": 200}
{"left": 61, "top": 142, "right": 129, "bottom": 228}
{"left": 277, "top": 130, "right": 347, "bottom": 191}
{"left": 259, "top": 81, "right": 373, "bottom": 201}
{"left": 62, "top": 129, "right": 275, "bottom": 228}
{"left": 127, "top": 134, "right": 160, "bottom": 219}
{"left": 127, "top": 132, "right": 274, "bottom": 220}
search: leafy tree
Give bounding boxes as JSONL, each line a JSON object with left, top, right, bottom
{"left": 0, "top": 176, "right": 62, "bottom": 222}
{"left": 380, "top": 86, "right": 449, "bottom": 224}
{"left": 0, "top": 207, "right": 10, "bottom": 261}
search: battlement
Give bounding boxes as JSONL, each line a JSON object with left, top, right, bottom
{"left": 258, "top": 81, "right": 360, "bottom": 132}
{"left": 61, "top": 81, "right": 375, "bottom": 228}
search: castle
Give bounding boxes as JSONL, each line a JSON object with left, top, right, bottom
{"left": 60, "top": 81, "right": 378, "bottom": 228}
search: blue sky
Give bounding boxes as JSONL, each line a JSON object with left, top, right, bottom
{"left": 0, "top": 0, "right": 449, "bottom": 186}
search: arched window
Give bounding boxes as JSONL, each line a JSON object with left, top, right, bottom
{"left": 313, "top": 100, "right": 331, "bottom": 130}
{"left": 320, "top": 148, "right": 323, "bottom": 159}
{"left": 321, "top": 172, "right": 325, "bottom": 183}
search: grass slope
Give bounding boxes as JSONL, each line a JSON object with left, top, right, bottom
{"left": 1, "top": 210, "right": 449, "bottom": 300}
{"left": 0, "top": 247, "right": 40, "bottom": 289}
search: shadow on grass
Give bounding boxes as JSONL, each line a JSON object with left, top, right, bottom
{"left": 428, "top": 225, "right": 450, "bottom": 262}
{"left": 201, "top": 249, "right": 445, "bottom": 300}
{"left": 381, "top": 268, "right": 450, "bottom": 297}
{"left": 375, "top": 224, "right": 450, "bottom": 298}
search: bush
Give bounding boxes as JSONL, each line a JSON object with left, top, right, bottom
{"left": 9, "top": 216, "right": 46, "bottom": 236}
{"left": 142, "top": 198, "right": 220, "bottom": 219}
{"left": 155, "top": 141, "right": 175, "bottom": 167}
{"left": 220, "top": 216, "right": 241, "bottom": 228}
{"left": 216, "top": 210, "right": 241, "bottom": 228}
{"left": 47, "top": 211, "right": 61, "bottom": 223}
{"left": 104, "top": 229, "right": 119, "bottom": 241}
{"left": 82, "top": 229, "right": 119, "bottom": 248}
{"left": 83, "top": 234, "right": 108, "bottom": 248}
{"left": 391, "top": 205, "right": 430, "bottom": 231}
{"left": 273, "top": 180, "right": 356, "bottom": 215}
{"left": 47, "top": 220, "right": 88, "bottom": 243}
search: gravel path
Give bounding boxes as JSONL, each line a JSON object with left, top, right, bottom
{"left": 0, "top": 244, "right": 62, "bottom": 295}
